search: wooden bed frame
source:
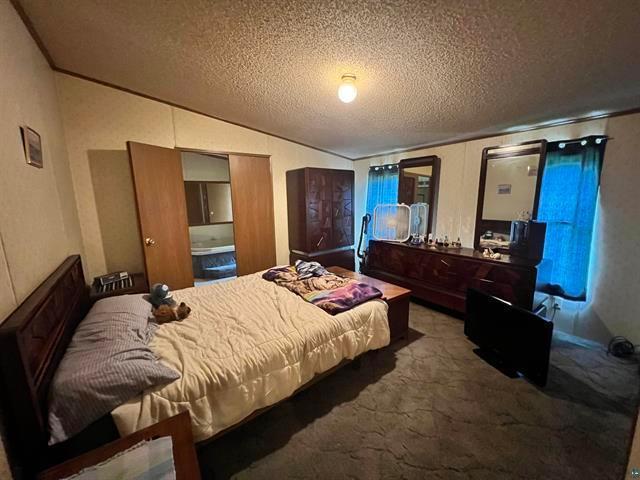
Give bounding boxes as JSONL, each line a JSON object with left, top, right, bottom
{"left": 0, "top": 255, "right": 407, "bottom": 478}
{"left": 0, "top": 255, "right": 90, "bottom": 477}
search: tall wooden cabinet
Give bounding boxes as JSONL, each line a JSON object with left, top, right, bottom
{"left": 286, "top": 168, "right": 355, "bottom": 270}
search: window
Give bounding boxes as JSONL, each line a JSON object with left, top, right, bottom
{"left": 537, "top": 136, "right": 607, "bottom": 300}
{"left": 365, "top": 164, "right": 399, "bottom": 241}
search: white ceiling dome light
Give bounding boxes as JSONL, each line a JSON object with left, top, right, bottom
{"left": 338, "top": 74, "right": 357, "bottom": 103}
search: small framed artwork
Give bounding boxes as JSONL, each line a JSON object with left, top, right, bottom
{"left": 21, "top": 126, "right": 43, "bottom": 168}
{"left": 497, "top": 184, "right": 511, "bottom": 195}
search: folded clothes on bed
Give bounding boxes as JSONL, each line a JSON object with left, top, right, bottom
{"left": 262, "top": 265, "right": 382, "bottom": 314}
{"left": 294, "top": 259, "right": 330, "bottom": 279}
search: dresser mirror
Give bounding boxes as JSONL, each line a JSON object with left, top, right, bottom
{"left": 474, "top": 141, "right": 547, "bottom": 251}
{"left": 397, "top": 155, "right": 441, "bottom": 237}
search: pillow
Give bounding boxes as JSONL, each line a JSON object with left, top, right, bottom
{"left": 48, "top": 294, "right": 180, "bottom": 445}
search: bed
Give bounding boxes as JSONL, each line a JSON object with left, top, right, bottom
{"left": 0, "top": 255, "right": 391, "bottom": 476}
{"left": 112, "top": 270, "right": 389, "bottom": 441}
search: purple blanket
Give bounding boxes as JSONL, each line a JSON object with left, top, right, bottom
{"left": 262, "top": 266, "right": 382, "bottom": 315}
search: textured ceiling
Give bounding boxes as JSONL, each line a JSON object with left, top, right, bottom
{"left": 17, "top": 0, "right": 640, "bottom": 159}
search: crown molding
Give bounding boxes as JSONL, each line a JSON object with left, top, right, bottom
{"left": 11, "top": 0, "right": 640, "bottom": 163}
{"left": 10, "top": 0, "right": 353, "bottom": 161}
{"left": 351, "top": 107, "right": 640, "bottom": 161}
{"left": 10, "top": 0, "right": 54, "bottom": 68}
{"left": 53, "top": 68, "right": 353, "bottom": 160}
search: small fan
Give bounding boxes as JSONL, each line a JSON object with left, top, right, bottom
{"left": 409, "top": 203, "right": 429, "bottom": 244}
{"left": 372, "top": 204, "right": 411, "bottom": 242}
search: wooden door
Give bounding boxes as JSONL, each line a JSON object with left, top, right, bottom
{"left": 127, "top": 142, "right": 194, "bottom": 289}
{"left": 228, "top": 154, "right": 276, "bottom": 275}
{"left": 331, "top": 170, "right": 354, "bottom": 248}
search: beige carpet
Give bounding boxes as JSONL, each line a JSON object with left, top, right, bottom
{"left": 198, "top": 302, "right": 639, "bottom": 479}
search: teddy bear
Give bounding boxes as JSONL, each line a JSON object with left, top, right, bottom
{"left": 146, "top": 283, "right": 192, "bottom": 324}
{"left": 152, "top": 302, "right": 192, "bottom": 324}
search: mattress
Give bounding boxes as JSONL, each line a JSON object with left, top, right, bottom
{"left": 111, "top": 271, "right": 390, "bottom": 441}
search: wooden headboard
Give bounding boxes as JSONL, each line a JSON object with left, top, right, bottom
{"left": 0, "top": 255, "right": 89, "bottom": 477}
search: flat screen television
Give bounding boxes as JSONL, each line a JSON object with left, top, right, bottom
{"left": 464, "top": 288, "right": 554, "bottom": 387}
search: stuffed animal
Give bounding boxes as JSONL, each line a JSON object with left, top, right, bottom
{"left": 152, "top": 302, "right": 192, "bottom": 324}
{"left": 149, "top": 283, "right": 175, "bottom": 308}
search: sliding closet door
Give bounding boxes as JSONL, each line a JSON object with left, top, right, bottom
{"left": 127, "top": 142, "right": 194, "bottom": 289}
{"left": 228, "top": 154, "right": 276, "bottom": 275}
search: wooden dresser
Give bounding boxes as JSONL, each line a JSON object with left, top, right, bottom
{"left": 364, "top": 240, "right": 544, "bottom": 313}
{"left": 286, "top": 168, "right": 355, "bottom": 270}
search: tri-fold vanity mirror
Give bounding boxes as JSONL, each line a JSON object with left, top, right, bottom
{"left": 474, "top": 140, "right": 547, "bottom": 256}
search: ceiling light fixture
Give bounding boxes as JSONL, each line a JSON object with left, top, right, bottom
{"left": 338, "top": 74, "right": 357, "bottom": 103}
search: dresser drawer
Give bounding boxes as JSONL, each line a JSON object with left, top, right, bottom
{"left": 464, "top": 262, "right": 536, "bottom": 307}
{"left": 368, "top": 241, "right": 410, "bottom": 277}
{"left": 366, "top": 241, "right": 539, "bottom": 312}
{"left": 412, "top": 253, "right": 462, "bottom": 290}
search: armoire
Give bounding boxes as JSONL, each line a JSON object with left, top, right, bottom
{"left": 286, "top": 167, "right": 355, "bottom": 270}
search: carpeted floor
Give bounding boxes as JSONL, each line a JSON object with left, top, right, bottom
{"left": 198, "top": 302, "right": 639, "bottom": 479}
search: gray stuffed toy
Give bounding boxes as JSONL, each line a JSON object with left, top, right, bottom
{"left": 148, "top": 283, "right": 175, "bottom": 308}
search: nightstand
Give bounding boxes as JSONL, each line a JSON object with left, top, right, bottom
{"left": 89, "top": 272, "right": 148, "bottom": 304}
{"left": 327, "top": 266, "right": 411, "bottom": 341}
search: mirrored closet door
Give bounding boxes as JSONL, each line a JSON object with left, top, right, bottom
{"left": 182, "top": 152, "right": 237, "bottom": 286}
{"left": 128, "top": 143, "right": 276, "bottom": 289}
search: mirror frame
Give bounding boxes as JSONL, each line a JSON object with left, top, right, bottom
{"left": 474, "top": 140, "right": 547, "bottom": 251}
{"left": 398, "top": 155, "right": 441, "bottom": 238}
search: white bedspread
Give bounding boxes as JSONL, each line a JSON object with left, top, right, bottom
{"left": 111, "top": 272, "right": 390, "bottom": 442}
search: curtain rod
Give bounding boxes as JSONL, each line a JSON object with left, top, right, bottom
{"left": 557, "top": 135, "right": 611, "bottom": 148}
{"left": 370, "top": 164, "right": 398, "bottom": 171}
{"left": 368, "top": 136, "right": 612, "bottom": 162}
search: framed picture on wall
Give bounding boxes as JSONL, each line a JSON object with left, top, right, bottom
{"left": 497, "top": 184, "right": 512, "bottom": 195}
{"left": 21, "top": 126, "right": 43, "bottom": 168}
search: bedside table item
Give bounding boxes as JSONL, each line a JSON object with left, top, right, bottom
{"left": 90, "top": 272, "right": 148, "bottom": 303}
{"left": 38, "top": 412, "right": 200, "bottom": 480}
{"left": 327, "top": 266, "right": 411, "bottom": 341}
{"left": 96, "top": 271, "right": 129, "bottom": 287}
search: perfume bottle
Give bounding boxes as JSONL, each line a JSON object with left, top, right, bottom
{"left": 443, "top": 235, "right": 449, "bottom": 247}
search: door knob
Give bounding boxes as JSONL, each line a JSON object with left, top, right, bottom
{"left": 145, "top": 237, "right": 156, "bottom": 247}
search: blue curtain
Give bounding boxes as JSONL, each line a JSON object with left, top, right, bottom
{"left": 537, "top": 136, "right": 606, "bottom": 300}
{"left": 365, "top": 164, "right": 399, "bottom": 241}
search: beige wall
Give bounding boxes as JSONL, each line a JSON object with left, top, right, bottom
{"left": 586, "top": 114, "right": 640, "bottom": 345}
{"left": 0, "top": 1, "right": 84, "bottom": 477}
{"left": 355, "top": 115, "right": 640, "bottom": 344}
{"left": 181, "top": 151, "right": 230, "bottom": 181}
{"left": 189, "top": 224, "right": 235, "bottom": 244}
{"left": 55, "top": 73, "right": 352, "bottom": 281}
